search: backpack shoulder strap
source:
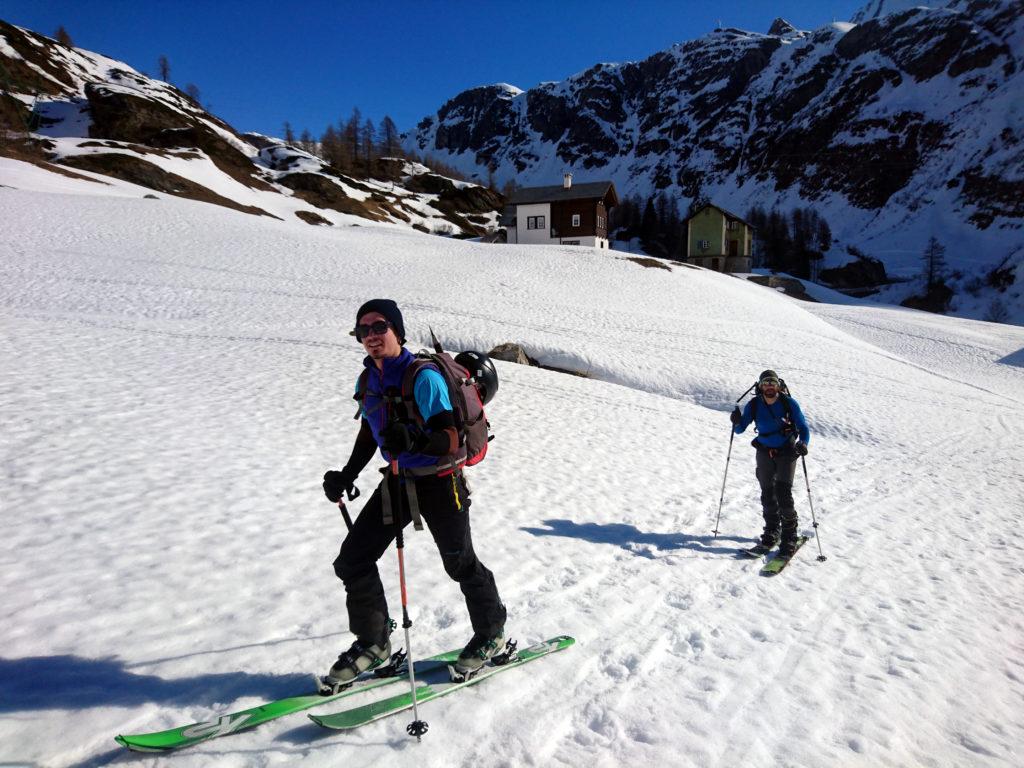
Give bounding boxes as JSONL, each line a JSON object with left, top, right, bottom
{"left": 353, "top": 368, "right": 371, "bottom": 420}
{"left": 398, "top": 355, "right": 435, "bottom": 427}
{"left": 779, "top": 391, "right": 794, "bottom": 421}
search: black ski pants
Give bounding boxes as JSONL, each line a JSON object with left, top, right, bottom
{"left": 333, "top": 469, "right": 506, "bottom": 647}
{"left": 755, "top": 447, "right": 799, "bottom": 542}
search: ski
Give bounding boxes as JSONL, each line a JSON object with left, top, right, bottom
{"left": 309, "top": 635, "right": 575, "bottom": 731}
{"left": 114, "top": 647, "right": 461, "bottom": 752}
{"left": 760, "top": 536, "right": 810, "bottom": 576}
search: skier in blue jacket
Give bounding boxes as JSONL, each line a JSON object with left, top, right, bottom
{"left": 730, "top": 369, "right": 810, "bottom": 557}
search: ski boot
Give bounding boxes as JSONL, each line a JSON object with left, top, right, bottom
{"left": 317, "top": 620, "right": 397, "bottom": 695}
{"left": 449, "top": 630, "right": 516, "bottom": 682}
{"left": 742, "top": 529, "right": 780, "bottom": 558}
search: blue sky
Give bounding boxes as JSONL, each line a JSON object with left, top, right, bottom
{"left": 4, "top": 0, "right": 867, "bottom": 139}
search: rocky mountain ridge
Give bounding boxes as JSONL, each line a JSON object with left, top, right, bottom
{"left": 405, "top": 0, "right": 1022, "bottom": 313}
{"left": 0, "top": 19, "right": 501, "bottom": 236}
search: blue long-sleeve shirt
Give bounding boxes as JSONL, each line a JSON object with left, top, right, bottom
{"left": 356, "top": 348, "right": 453, "bottom": 468}
{"left": 734, "top": 395, "right": 810, "bottom": 448}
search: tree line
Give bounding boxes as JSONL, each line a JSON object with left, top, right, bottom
{"left": 609, "top": 193, "right": 833, "bottom": 279}
{"left": 745, "top": 205, "right": 832, "bottom": 280}
{"left": 282, "top": 109, "right": 473, "bottom": 182}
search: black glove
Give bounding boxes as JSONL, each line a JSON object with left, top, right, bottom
{"left": 380, "top": 421, "right": 415, "bottom": 455}
{"left": 794, "top": 441, "right": 809, "bottom": 457}
{"left": 323, "top": 466, "right": 358, "bottom": 503}
{"left": 730, "top": 406, "right": 742, "bottom": 426}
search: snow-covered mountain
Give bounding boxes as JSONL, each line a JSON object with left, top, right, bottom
{"left": 0, "top": 20, "right": 502, "bottom": 236}
{"left": 404, "top": 0, "right": 1022, "bottom": 312}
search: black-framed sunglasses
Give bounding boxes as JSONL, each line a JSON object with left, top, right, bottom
{"left": 354, "top": 320, "right": 391, "bottom": 341}
{"left": 760, "top": 378, "right": 780, "bottom": 387}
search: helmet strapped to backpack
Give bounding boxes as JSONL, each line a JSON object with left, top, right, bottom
{"left": 394, "top": 329, "right": 496, "bottom": 472}
{"left": 454, "top": 350, "right": 499, "bottom": 406}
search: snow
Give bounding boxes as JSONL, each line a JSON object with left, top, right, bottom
{"left": 850, "top": 0, "right": 946, "bottom": 24}
{"left": 2, "top": 173, "right": 1024, "bottom": 768}
{"left": 0, "top": 33, "right": 23, "bottom": 60}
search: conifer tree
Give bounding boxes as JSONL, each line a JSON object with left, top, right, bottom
{"left": 922, "top": 236, "right": 947, "bottom": 291}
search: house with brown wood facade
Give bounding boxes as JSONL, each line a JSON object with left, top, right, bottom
{"left": 503, "top": 174, "right": 618, "bottom": 249}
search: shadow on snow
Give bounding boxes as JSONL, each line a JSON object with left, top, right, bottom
{"left": 0, "top": 654, "right": 312, "bottom": 713}
{"left": 521, "top": 518, "right": 748, "bottom": 557}
{"left": 997, "top": 347, "right": 1024, "bottom": 368}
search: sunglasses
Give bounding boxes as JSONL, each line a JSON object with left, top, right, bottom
{"left": 760, "top": 378, "right": 780, "bottom": 387}
{"left": 354, "top": 320, "right": 390, "bottom": 341}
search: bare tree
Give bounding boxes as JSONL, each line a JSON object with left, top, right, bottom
{"left": 184, "top": 83, "right": 201, "bottom": 103}
{"left": 299, "top": 128, "right": 315, "bottom": 155}
{"left": 55, "top": 26, "right": 73, "bottom": 46}
{"left": 343, "top": 108, "right": 362, "bottom": 172}
{"left": 158, "top": 55, "right": 171, "bottom": 82}
{"left": 283, "top": 121, "right": 295, "bottom": 145}
{"left": 321, "top": 125, "right": 342, "bottom": 166}
{"left": 379, "top": 115, "right": 400, "bottom": 157}
{"left": 361, "top": 118, "right": 376, "bottom": 168}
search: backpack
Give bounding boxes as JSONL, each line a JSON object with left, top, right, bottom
{"left": 357, "top": 332, "right": 492, "bottom": 471}
{"left": 750, "top": 377, "right": 794, "bottom": 439}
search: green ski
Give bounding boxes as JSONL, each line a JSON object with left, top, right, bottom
{"left": 760, "top": 536, "right": 810, "bottom": 576}
{"left": 114, "top": 648, "right": 461, "bottom": 752}
{"left": 310, "top": 635, "right": 575, "bottom": 731}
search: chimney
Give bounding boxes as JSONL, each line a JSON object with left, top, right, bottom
{"left": 563, "top": 172, "right": 572, "bottom": 189}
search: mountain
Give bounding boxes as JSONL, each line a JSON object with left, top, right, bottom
{"left": 0, "top": 20, "right": 502, "bottom": 236}
{"left": 404, "top": 0, "right": 1022, "bottom": 316}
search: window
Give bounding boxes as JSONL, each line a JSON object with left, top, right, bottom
{"left": 727, "top": 220, "right": 739, "bottom": 230}
{"left": 563, "top": 240, "right": 580, "bottom": 246}
{"left": 527, "top": 215, "right": 545, "bottom": 230}
{"left": 597, "top": 215, "right": 605, "bottom": 228}
{"left": 699, "top": 239, "right": 710, "bottom": 250}
{"left": 572, "top": 214, "right": 581, "bottom": 227}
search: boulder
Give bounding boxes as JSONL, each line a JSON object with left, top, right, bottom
{"left": 819, "top": 257, "right": 888, "bottom": 289}
{"left": 488, "top": 343, "right": 536, "bottom": 366}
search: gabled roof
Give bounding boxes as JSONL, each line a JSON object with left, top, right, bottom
{"left": 684, "top": 203, "right": 752, "bottom": 226}
{"left": 508, "top": 181, "right": 618, "bottom": 207}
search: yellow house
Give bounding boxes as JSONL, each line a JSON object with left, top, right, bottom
{"left": 685, "top": 204, "right": 754, "bottom": 272}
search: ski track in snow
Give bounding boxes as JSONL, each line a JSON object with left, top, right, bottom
{"left": 1, "top": 176, "right": 1024, "bottom": 767}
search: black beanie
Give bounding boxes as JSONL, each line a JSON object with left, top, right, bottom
{"left": 356, "top": 299, "right": 405, "bottom": 344}
{"left": 759, "top": 369, "right": 779, "bottom": 383}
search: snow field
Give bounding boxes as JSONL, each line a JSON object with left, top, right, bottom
{"left": 1, "top": 166, "right": 1024, "bottom": 767}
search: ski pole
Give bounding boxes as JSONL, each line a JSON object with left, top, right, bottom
{"left": 337, "top": 485, "right": 360, "bottom": 531}
{"left": 712, "top": 428, "right": 735, "bottom": 538}
{"left": 391, "top": 458, "right": 428, "bottom": 740}
{"left": 713, "top": 384, "right": 756, "bottom": 538}
{"left": 800, "top": 456, "right": 827, "bottom": 562}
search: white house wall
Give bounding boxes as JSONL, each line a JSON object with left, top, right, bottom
{"left": 516, "top": 203, "right": 553, "bottom": 245}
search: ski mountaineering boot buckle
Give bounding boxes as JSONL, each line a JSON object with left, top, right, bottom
{"left": 316, "top": 638, "right": 393, "bottom": 695}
